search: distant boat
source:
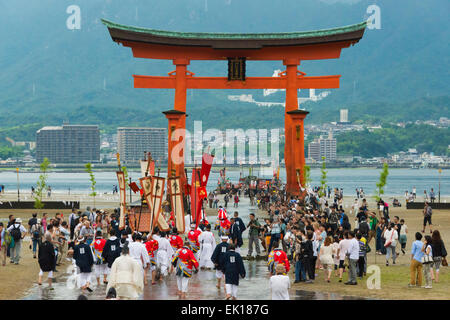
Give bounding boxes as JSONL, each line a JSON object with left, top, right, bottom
{"left": 410, "top": 164, "right": 420, "bottom": 169}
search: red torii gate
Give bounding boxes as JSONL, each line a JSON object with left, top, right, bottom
{"left": 103, "top": 19, "right": 366, "bottom": 196}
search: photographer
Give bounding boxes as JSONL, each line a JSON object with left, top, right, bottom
{"left": 247, "top": 214, "right": 262, "bottom": 257}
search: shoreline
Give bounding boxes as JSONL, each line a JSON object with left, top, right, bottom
{"left": 1, "top": 166, "right": 449, "bottom": 173}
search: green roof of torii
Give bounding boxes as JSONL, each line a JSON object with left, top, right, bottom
{"left": 101, "top": 18, "right": 367, "bottom": 41}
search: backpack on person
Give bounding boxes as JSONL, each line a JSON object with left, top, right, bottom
{"left": 329, "top": 212, "right": 339, "bottom": 224}
{"left": 32, "top": 224, "right": 40, "bottom": 240}
{"left": 10, "top": 225, "right": 22, "bottom": 242}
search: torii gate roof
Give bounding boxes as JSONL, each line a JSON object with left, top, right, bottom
{"left": 102, "top": 19, "right": 366, "bottom": 51}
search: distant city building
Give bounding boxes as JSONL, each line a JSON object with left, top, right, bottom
{"left": 339, "top": 109, "right": 349, "bottom": 123}
{"left": 36, "top": 125, "right": 100, "bottom": 163}
{"left": 5, "top": 137, "right": 36, "bottom": 150}
{"left": 308, "top": 140, "right": 321, "bottom": 161}
{"left": 117, "top": 127, "right": 167, "bottom": 164}
{"left": 308, "top": 132, "right": 337, "bottom": 162}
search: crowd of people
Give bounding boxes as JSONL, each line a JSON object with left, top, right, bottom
{"left": 246, "top": 184, "right": 448, "bottom": 289}
{"left": 405, "top": 186, "right": 437, "bottom": 203}
{"left": 0, "top": 182, "right": 448, "bottom": 300}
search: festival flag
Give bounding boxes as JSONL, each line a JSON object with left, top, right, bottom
{"left": 140, "top": 159, "right": 155, "bottom": 177}
{"left": 168, "top": 176, "right": 185, "bottom": 233}
{"left": 149, "top": 176, "right": 167, "bottom": 232}
{"left": 140, "top": 176, "right": 168, "bottom": 232}
{"left": 116, "top": 171, "right": 127, "bottom": 228}
{"left": 190, "top": 168, "right": 202, "bottom": 228}
{"left": 197, "top": 186, "right": 208, "bottom": 200}
{"left": 156, "top": 210, "right": 170, "bottom": 232}
{"left": 200, "top": 153, "right": 214, "bottom": 187}
{"left": 129, "top": 182, "right": 140, "bottom": 193}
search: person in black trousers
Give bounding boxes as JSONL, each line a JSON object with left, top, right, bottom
{"left": 302, "top": 231, "right": 315, "bottom": 283}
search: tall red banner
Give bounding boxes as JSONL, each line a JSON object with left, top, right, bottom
{"left": 190, "top": 168, "right": 202, "bottom": 228}
{"left": 200, "top": 153, "right": 214, "bottom": 187}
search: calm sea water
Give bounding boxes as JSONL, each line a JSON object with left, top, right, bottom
{"left": 0, "top": 168, "right": 448, "bottom": 197}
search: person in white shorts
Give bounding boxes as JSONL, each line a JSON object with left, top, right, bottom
{"left": 211, "top": 236, "right": 230, "bottom": 290}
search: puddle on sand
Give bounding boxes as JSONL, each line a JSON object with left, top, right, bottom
{"left": 22, "top": 198, "right": 371, "bottom": 301}
{"left": 22, "top": 260, "right": 371, "bottom": 300}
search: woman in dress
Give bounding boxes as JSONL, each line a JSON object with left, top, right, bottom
{"left": 430, "top": 230, "right": 447, "bottom": 283}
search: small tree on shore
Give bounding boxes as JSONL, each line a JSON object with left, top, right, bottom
{"left": 374, "top": 162, "right": 389, "bottom": 202}
{"left": 302, "top": 164, "right": 311, "bottom": 188}
{"left": 85, "top": 163, "right": 97, "bottom": 207}
{"left": 34, "top": 157, "right": 50, "bottom": 210}
{"left": 319, "top": 156, "right": 328, "bottom": 197}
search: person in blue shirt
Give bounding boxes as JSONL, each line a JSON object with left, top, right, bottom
{"left": 409, "top": 232, "right": 424, "bottom": 287}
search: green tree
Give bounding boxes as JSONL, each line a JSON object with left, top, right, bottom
{"left": 34, "top": 157, "right": 50, "bottom": 210}
{"left": 319, "top": 157, "right": 328, "bottom": 197}
{"left": 374, "top": 162, "right": 389, "bottom": 202}
{"left": 85, "top": 163, "right": 97, "bottom": 207}
{"left": 302, "top": 164, "right": 311, "bottom": 188}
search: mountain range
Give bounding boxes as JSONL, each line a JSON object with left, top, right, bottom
{"left": 0, "top": 0, "right": 448, "bottom": 134}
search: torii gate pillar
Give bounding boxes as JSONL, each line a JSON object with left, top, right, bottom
{"left": 163, "top": 110, "right": 187, "bottom": 181}
{"left": 286, "top": 110, "right": 309, "bottom": 196}
{"left": 284, "top": 59, "right": 308, "bottom": 196}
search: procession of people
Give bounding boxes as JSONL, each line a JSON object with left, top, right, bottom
{"left": 0, "top": 178, "right": 447, "bottom": 300}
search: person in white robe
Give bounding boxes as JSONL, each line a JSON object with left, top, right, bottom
{"left": 152, "top": 227, "right": 162, "bottom": 243}
{"left": 107, "top": 242, "right": 144, "bottom": 300}
{"left": 198, "top": 224, "right": 217, "bottom": 269}
{"left": 128, "top": 233, "right": 150, "bottom": 284}
{"left": 156, "top": 231, "right": 174, "bottom": 277}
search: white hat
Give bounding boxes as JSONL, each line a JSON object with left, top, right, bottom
{"left": 221, "top": 235, "right": 229, "bottom": 240}
{"left": 15, "top": 218, "right": 22, "bottom": 223}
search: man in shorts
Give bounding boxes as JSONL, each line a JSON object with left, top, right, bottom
{"left": 211, "top": 236, "right": 230, "bottom": 290}
{"left": 422, "top": 202, "right": 433, "bottom": 234}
